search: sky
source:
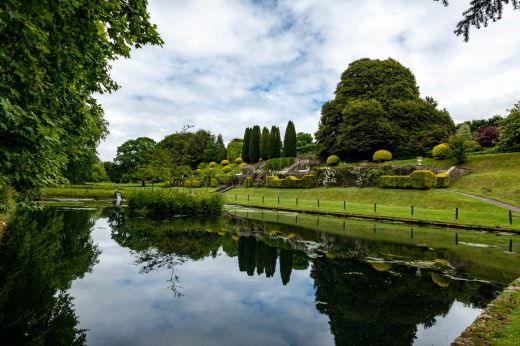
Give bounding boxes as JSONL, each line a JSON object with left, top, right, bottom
{"left": 96, "top": 0, "right": 520, "bottom": 161}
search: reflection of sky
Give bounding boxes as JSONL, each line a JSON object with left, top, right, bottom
{"left": 71, "top": 218, "right": 334, "bottom": 346}
{"left": 413, "top": 301, "right": 482, "bottom": 346}
{"left": 71, "top": 218, "right": 483, "bottom": 346}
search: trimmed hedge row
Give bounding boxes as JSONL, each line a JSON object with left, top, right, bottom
{"left": 266, "top": 174, "right": 316, "bottom": 188}
{"left": 380, "top": 170, "right": 449, "bottom": 190}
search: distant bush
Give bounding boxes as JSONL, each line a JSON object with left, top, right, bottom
{"left": 373, "top": 150, "right": 392, "bottom": 162}
{"left": 244, "top": 176, "right": 253, "bottom": 187}
{"left": 266, "top": 174, "right": 316, "bottom": 188}
{"left": 435, "top": 173, "right": 449, "bottom": 188}
{"left": 476, "top": 125, "right": 500, "bottom": 147}
{"left": 194, "top": 169, "right": 201, "bottom": 175}
{"left": 184, "top": 179, "right": 201, "bottom": 188}
{"left": 210, "top": 178, "right": 218, "bottom": 187}
{"left": 380, "top": 170, "right": 437, "bottom": 190}
{"left": 209, "top": 162, "right": 217, "bottom": 167}
{"left": 267, "top": 157, "right": 295, "bottom": 171}
{"left": 326, "top": 155, "right": 340, "bottom": 166}
{"left": 128, "top": 190, "right": 223, "bottom": 217}
{"left": 235, "top": 157, "right": 243, "bottom": 164}
{"left": 221, "top": 160, "right": 229, "bottom": 166}
{"left": 222, "top": 166, "right": 231, "bottom": 173}
{"left": 464, "top": 140, "right": 482, "bottom": 153}
{"left": 432, "top": 144, "right": 451, "bottom": 159}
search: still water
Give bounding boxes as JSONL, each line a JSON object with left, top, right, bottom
{"left": 1, "top": 206, "right": 519, "bottom": 346}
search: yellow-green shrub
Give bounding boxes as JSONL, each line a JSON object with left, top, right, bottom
{"left": 435, "top": 173, "right": 449, "bottom": 188}
{"left": 222, "top": 166, "right": 231, "bottom": 173}
{"left": 221, "top": 160, "right": 229, "bottom": 166}
{"left": 235, "top": 157, "right": 243, "bottom": 164}
{"left": 209, "top": 162, "right": 217, "bottom": 167}
{"left": 432, "top": 143, "right": 451, "bottom": 159}
{"left": 184, "top": 179, "right": 201, "bottom": 188}
{"left": 210, "top": 178, "right": 218, "bottom": 187}
{"left": 380, "top": 170, "right": 437, "bottom": 189}
{"left": 266, "top": 174, "right": 316, "bottom": 188}
{"left": 244, "top": 176, "right": 253, "bottom": 187}
{"left": 373, "top": 150, "right": 392, "bottom": 162}
{"left": 327, "top": 155, "right": 340, "bottom": 166}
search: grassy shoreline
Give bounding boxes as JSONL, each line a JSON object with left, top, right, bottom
{"left": 452, "top": 278, "right": 520, "bottom": 346}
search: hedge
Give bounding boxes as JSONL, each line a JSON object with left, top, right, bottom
{"left": 266, "top": 174, "right": 316, "bottom": 188}
{"left": 210, "top": 178, "right": 218, "bottom": 187}
{"left": 244, "top": 176, "right": 254, "bottom": 187}
{"left": 184, "top": 179, "right": 201, "bottom": 188}
{"left": 380, "top": 170, "right": 447, "bottom": 190}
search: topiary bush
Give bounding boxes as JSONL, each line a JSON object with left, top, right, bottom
{"left": 432, "top": 144, "right": 452, "bottom": 159}
{"left": 235, "top": 157, "right": 243, "bottom": 164}
{"left": 222, "top": 166, "right": 231, "bottom": 173}
{"left": 435, "top": 173, "right": 449, "bottom": 188}
{"left": 300, "top": 174, "right": 316, "bottom": 188}
{"left": 184, "top": 179, "right": 201, "bottom": 188}
{"left": 373, "top": 150, "right": 392, "bottom": 162}
{"left": 210, "top": 178, "right": 218, "bottom": 187}
{"left": 244, "top": 176, "right": 253, "bottom": 187}
{"left": 266, "top": 174, "right": 315, "bottom": 188}
{"left": 221, "top": 160, "right": 229, "bottom": 166}
{"left": 380, "top": 170, "right": 437, "bottom": 189}
{"left": 326, "top": 155, "right": 340, "bottom": 166}
{"left": 209, "top": 162, "right": 217, "bottom": 167}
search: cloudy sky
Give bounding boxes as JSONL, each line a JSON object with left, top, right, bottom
{"left": 96, "top": 0, "right": 520, "bottom": 161}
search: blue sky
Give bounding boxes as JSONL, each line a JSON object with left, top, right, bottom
{"left": 96, "top": 0, "right": 520, "bottom": 161}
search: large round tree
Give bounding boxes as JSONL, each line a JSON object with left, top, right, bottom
{"left": 315, "top": 58, "right": 455, "bottom": 161}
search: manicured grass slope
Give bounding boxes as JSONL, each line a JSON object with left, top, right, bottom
{"left": 225, "top": 187, "right": 519, "bottom": 230}
{"left": 452, "top": 152, "right": 520, "bottom": 206}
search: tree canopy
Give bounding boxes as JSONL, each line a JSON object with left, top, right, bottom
{"left": 0, "top": 0, "right": 162, "bottom": 193}
{"left": 283, "top": 121, "right": 297, "bottom": 158}
{"left": 315, "top": 58, "right": 455, "bottom": 161}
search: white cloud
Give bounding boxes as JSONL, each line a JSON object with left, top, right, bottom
{"left": 96, "top": 0, "right": 520, "bottom": 160}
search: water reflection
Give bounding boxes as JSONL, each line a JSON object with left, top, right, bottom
{"left": 0, "top": 207, "right": 517, "bottom": 345}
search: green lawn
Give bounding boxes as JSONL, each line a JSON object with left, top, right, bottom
{"left": 224, "top": 187, "right": 520, "bottom": 231}
{"left": 451, "top": 152, "right": 520, "bottom": 206}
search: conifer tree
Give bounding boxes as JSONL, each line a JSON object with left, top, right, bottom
{"left": 283, "top": 121, "right": 297, "bottom": 157}
{"left": 271, "top": 126, "right": 281, "bottom": 158}
{"left": 249, "top": 125, "right": 261, "bottom": 163}
{"left": 215, "top": 134, "right": 227, "bottom": 161}
{"left": 242, "top": 128, "right": 251, "bottom": 163}
{"left": 260, "top": 127, "right": 270, "bottom": 160}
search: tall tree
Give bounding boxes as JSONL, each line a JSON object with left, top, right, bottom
{"left": 114, "top": 137, "right": 156, "bottom": 181}
{"left": 249, "top": 125, "right": 261, "bottom": 163}
{"left": 283, "top": 121, "right": 297, "bottom": 157}
{"left": 268, "top": 126, "right": 276, "bottom": 159}
{"left": 260, "top": 127, "right": 270, "bottom": 160}
{"left": 0, "top": 0, "right": 162, "bottom": 194}
{"left": 241, "top": 128, "right": 251, "bottom": 163}
{"left": 226, "top": 139, "right": 243, "bottom": 161}
{"left": 273, "top": 127, "right": 282, "bottom": 159}
{"left": 203, "top": 135, "right": 217, "bottom": 163}
{"left": 315, "top": 58, "right": 454, "bottom": 160}
{"left": 215, "top": 135, "right": 227, "bottom": 162}
{"left": 497, "top": 102, "right": 520, "bottom": 152}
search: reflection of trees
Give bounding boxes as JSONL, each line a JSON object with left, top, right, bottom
{"left": 0, "top": 208, "right": 99, "bottom": 345}
{"left": 310, "top": 257, "right": 501, "bottom": 346}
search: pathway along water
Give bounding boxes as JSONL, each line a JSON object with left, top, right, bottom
{"left": 0, "top": 206, "right": 519, "bottom": 345}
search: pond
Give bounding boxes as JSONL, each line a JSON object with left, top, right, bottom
{"left": 1, "top": 206, "right": 520, "bottom": 346}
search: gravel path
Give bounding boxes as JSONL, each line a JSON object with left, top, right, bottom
{"left": 447, "top": 190, "right": 520, "bottom": 212}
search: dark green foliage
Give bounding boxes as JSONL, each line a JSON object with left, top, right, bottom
{"left": 136, "top": 147, "right": 172, "bottom": 183}
{"left": 266, "top": 157, "right": 295, "bottom": 171}
{"left": 497, "top": 103, "right": 520, "bottom": 152}
{"left": 157, "top": 129, "right": 214, "bottom": 169}
{"left": 296, "top": 132, "right": 315, "bottom": 155}
{"left": 244, "top": 176, "right": 254, "bottom": 188}
{"left": 0, "top": 0, "right": 162, "bottom": 193}
{"left": 268, "top": 126, "right": 282, "bottom": 159}
{"left": 462, "top": 115, "right": 503, "bottom": 132}
{"left": 115, "top": 137, "right": 156, "bottom": 181}
{"left": 260, "top": 127, "right": 270, "bottom": 160}
{"left": 203, "top": 136, "right": 217, "bottom": 163}
{"left": 249, "top": 125, "right": 261, "bottom": 163}
{"left": 283, "top": 121, "right": 297, "bottom": 157}
{"left": 380, "top": 170, "right": 439, "bottom": 189}
{"left": 449, "top": 132, "right": 467, "bottom": 165}
{"left": 214, "top": 135, "right": 226, "bottom": 162}
{"left": 266, "top": 174, "right": 316, "bottom": 188}
{"left": 128, "top": 190, "right": 223, "bottom": 217}
{"left": 242, "top": 128, "right": 251, "bottom": 163}
{"left": 315, "top": 58, "right": 454, "bottom": 161}
{"left": 436, "top": 0, "right": 520, "bottom": 41}
{"left": 227, "top": 139, "right": 243, "bottom": 161}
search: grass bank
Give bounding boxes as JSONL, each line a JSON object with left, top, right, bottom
{"left": 224, "top": 187, "right": 520, "bottom": 231}
{"left": 453, "top": 278, "right": 520, "bottom": 346}
{"left": 41, "top": 186, "right": 215, "bottom": 199}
